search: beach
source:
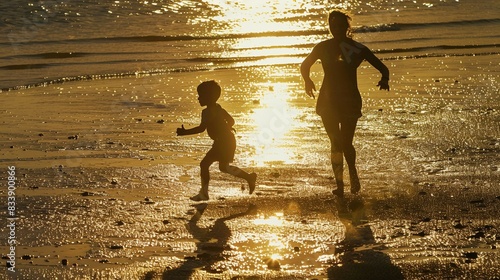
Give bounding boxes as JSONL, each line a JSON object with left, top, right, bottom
{"left": 1, "top": 54, "right": 499, "bottom": 278}
{"left": 1, "top": 0, "right": 500, "bottom": 278}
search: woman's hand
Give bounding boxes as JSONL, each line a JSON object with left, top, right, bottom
{"left": 304, "top": 79, "right": 317, "bottom": 98}
{"left": 377, "top": 77, "right": 390, "bottom": 91}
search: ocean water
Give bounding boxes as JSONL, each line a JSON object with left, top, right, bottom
{"left": 0, "top": 0, "right": 498, "bottom": 91}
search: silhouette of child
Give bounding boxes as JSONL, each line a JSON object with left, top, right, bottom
{"left": 177, "top": 80, "right": 257, "bottom": 201}
{"left": 301, "top": 10, "right": 390, "bottom": 197}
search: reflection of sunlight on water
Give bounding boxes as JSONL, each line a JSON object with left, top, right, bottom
{"left": 253, "top": 212, "right": 284, "bottom": 227}
{"left": 252, "top": 213, "right": 286, "bottom": 258}
{"left": 201, "top": 0, "right": 304, "bottom": 34}
{"left": 271, "top": 253, "right": 283, "bottom": 260}
{"left": 246, "top": 82, "right": 300, "bottom": 167}
{"left": 226, "top": 211, "right": 342, "bottom": 275}
{"left": 202, "top": 1, "right": 313, "bottom": 67}
{"left": 233, "top": 56, "right": 303, "bottom": 68}
{"left": 252, "top": 214, "right": 286, "bottom": 254}
{"left": 231, "top": 37, "right": 307, "bottom": 50}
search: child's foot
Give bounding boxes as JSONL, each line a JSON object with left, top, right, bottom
{"left": 190, "top": 193, "right": 209, "bottom": 201}
{"left": 248, "top": 173, "right": 257, "bottom": 194}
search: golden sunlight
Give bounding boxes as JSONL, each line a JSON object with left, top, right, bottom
{"left": 200, "top": 0, "right": 313, "bottom": 68}
{"left": 228, "top": 37, "right": 306, "bottom": 66}
{"left": 253, "top": 212, "right": 284, "bottom": 227}
{"left": 201, "top": 0, "right": 304, "bottom": 35}
{"left": 270, "top": 253, "right": 283, "bottom": 260}
{"left": 246, "top": 82, "right": 300, "bottom": 166}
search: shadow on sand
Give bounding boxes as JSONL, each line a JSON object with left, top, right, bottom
{"left": 161, "top": 203, "right": 257, "bottom": 280}
{"left": 148, "top": 195, "right": 403, "bottom": 279}
{"left": 327, "top": 196, "right": 404, "bottom": 280}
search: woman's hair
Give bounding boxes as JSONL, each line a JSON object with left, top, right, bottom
{"left": 197, "top": 80, "right": 221, "bottom": 102}
{"left": 328, "top": 9, "right": 353, "bottom": 38}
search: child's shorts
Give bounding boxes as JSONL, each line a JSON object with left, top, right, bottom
{"left": 208, "top": 135, "right": 236, "bottom": 163}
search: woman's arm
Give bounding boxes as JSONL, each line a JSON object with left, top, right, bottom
{"left": 300, "top": 46, "right": 320, "bottom": 98}
{"left": 364, "top": 48, "right": 390, "bottom": 90}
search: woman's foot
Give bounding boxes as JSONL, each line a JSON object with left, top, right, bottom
{"left": 190, "top": 193, "right": 209, "bottom": 201}
{"left": 349, "top": 170, "right": 361, "bottom": 194}
{"left": 332, "top": 188, "right": 344, "bottom": 197}
{"left": 248, "top": 173, "right": 257, "bottom": 194}
{"left": 332, "top": 180, "right": 344, "bottom": 197}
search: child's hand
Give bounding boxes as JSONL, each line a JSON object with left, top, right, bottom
{"left": 176, "top": 125, "right": 186, "bottom": 136}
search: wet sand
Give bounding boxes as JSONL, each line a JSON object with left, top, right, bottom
{"left": 1, "top": 59, "right": 499, "bottom": 279}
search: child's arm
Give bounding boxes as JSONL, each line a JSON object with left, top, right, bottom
{"left": 222, "top": 108, "right": 235, "bottom": 127}
{"left": 177, "top": 110, "right": 208, "bottom": 136}
{"left": 176, "top": 124, "right": 206, "bottom": 136}
{"left": 219, "top": 108, "right": 236, "bottom": 133}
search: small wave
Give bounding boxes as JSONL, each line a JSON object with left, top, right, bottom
{"left": 354, "top": 23, "right": 401, "bottom": 33}
{"left": 5, "top": 17, "right": 498, "bottom": 47}
{"left": 384, "top": 51, "right": 500, "bottom": 61}
{"left": 355, "top": 18, "right": 500, "bottom": 33}
{"left": 3, "top": 50, "right": 499, "bottom": 93}
{"left": 0, "top": 30, "right": 329, "bottom": 47}
{"left": 186, "top": 53, "right": 301, "bottom": 64}
{"left": 102, "top": 31, "right": 330, "bottom": 42}
{"left": 0, "top": 67, "right": 211, "bottom": 92}
{"left": 0, "top": 63, "right": 50, "bottom": 70}
{"left": 7, "top": 52, "right": 89, "bottom": 59}
{"left": 396, "top": 18, "right": 500, "bottom": 30}
{"left": 2, "top": 51, "right": 161, "bottom": 61}
{"left": 376, "top": 43, "right": 500, "bottom": 55}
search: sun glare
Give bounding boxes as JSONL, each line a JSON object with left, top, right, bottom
{"left": 194, "top": 1, "right": 307, "bottom": 167}
{"left": 271, "top": 253, "right": 283, "bottom": 260}
{"left": 231, "top": 37, "right": 306, "bottom": 50}
{"left": 202, "top": 0, "right": 304, "bottom": 35}
{"left": 198, "top": 0, "right": 313, "bottom": 71}
{"left": 245, "top": 82, "right": 300, "bottom": 166}
{"left": 253, "top": 212, "right": 284, "bottom": 227}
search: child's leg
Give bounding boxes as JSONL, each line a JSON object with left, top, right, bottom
{"left": 219, "top": 162, "right": 257, "bottom": 194}
{"left": 191, "top": 151, "right": 217, "bottom": 201}
{"left": 219, "top": 163, "right": 249, "bottom": 179}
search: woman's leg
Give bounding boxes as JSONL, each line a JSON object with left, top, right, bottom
{"left": 340, "top": 118, "right": 360, "bottom": 193}
{"left": 321, "top": 116, "right": 345, "bottom": 193}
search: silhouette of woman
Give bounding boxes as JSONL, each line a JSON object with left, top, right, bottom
{"left": 301, "top": 10, "right": 390, "bottom": 196}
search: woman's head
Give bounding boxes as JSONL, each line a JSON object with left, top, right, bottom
{"left": 328, "top": 10, "right": 352, "bottom": 38}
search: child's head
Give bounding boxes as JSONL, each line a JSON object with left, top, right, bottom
{"left": 328, "top": 10, "right": 352, "bottom": 38}
{"left": 197, "top": 80, "right": 221, "bottom": 105}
